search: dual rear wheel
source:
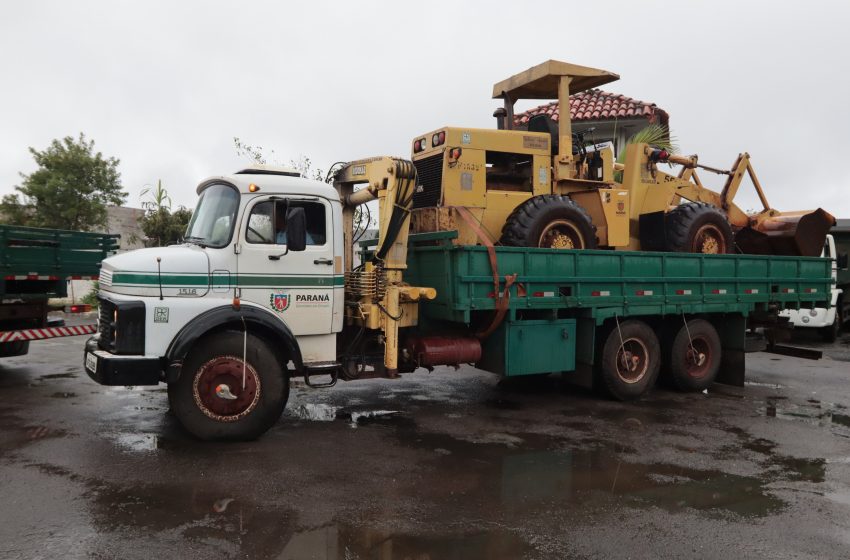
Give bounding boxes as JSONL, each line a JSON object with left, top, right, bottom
{"left": 598, "top": 318, "right": 722, "bottom": 401}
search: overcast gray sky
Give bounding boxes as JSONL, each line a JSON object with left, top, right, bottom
{"left": 1, "top": 0, "right": 848, "bottom": 217}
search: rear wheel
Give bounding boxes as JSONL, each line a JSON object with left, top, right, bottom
{"left": 168, "top": 330, "right": 288, "bottom": 440}
{"left": 665, "top": 202, "right": 733, "bottom": 254}
{"left": 598, "top": 320, "right": 660, "bottom": 401}
{"left": 0, "top": 340, "right": 29, "bottom": 358}
{"left": 820, "top": 313, "right": 840, "bottom": 343}
{"left": 500, "top": 195, "right": 597, "bottom": 250}
{"left": 668, "top": 319, "right": 721, "bottom": 391}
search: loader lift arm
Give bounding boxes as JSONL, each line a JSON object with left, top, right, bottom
{"left": 655, "top": 148, "right": 835, "bottom": 256}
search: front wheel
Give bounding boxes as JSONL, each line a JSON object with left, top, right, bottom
{"left": 168, "top": 330, "right": 289, "bottom": 440}
{"left": 665, "top": 202, "right": 734, "bottom": 254}
{"left": 598, "top": 320, "right": 661, "bottom": 401}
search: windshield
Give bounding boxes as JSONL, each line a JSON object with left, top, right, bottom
{"left": 184, "top": 183, "right": 240, "bottom": 248}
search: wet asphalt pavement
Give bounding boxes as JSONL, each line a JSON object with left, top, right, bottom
{"left": 2, "top": 328, "right": 850, "bottom": 559}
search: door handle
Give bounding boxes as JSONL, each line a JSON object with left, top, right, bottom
{"left": 314, "top": 258, "right": 333, "bottom": 265}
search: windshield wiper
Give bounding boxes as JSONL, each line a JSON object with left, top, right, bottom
{"left": 183, "top": 236, "right": 208, "bottom": 247}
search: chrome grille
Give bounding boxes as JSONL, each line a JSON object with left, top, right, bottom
{"left": 98, "top": 298, "right": 116, "bottom": 351}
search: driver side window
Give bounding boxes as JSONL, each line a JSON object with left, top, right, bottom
{"left": 245, "top": 199, "right": 328, "bottom": 246}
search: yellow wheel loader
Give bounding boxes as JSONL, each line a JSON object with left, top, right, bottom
{"left": 408, "top": 60, "right": 834, "bottom": 256}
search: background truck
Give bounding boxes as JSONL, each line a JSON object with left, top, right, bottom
{"left": 0, "top": 224, "right": 118, "bottom": 357}
{"left": 83, "top": 160, "right": 832, "bottom": 440}
{"left": 780, "top": 229, "right": 849, "bottom": 341}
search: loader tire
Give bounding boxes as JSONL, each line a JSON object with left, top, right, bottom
{"left": 665, "top": 202, "right": 734, "bottom": 254}
{"left": 168, "top": 331, "right": 288, "bottom": 441}
{"left": 500, "top": 195, "right": 597, "bottom": 250}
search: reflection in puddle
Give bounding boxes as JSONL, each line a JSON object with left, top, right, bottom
{"left": 763, "top": 398, "right": 850, "bottom": 434}
{"left": 286, "top": 404, "right": 400, "bottom": 427}
{"left": 85, "top": 482, "right": 530, "bottom": 559}
{"left": 497, "top": 449, "right": 785, "bottom": 517}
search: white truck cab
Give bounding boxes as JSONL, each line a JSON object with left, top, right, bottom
{"left": 780, "top": 234, "right": 843, "bottom": 341}
{"left": 85, "top": 166, "right": 346, "bottom": 438}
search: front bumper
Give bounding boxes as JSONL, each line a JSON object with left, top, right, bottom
{"left": 84, "top": 336, "right": 162, "bottom": 386}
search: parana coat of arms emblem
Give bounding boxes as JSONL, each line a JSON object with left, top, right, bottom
{"left": 270, "top": 292, "right": 290, "bottom": 312}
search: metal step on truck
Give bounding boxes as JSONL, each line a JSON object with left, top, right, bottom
{"left": 0, "top": 224, "right": 119, "bottom": 358}
{"left": 83, "top": 158, "right": 833, "bottom": 441}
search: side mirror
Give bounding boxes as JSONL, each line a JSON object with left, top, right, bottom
{"left": 838, "top": 252, "right": 849, "bottom": 270}
{"left": 285, "top": 207, "right": 307, "bottom": 252}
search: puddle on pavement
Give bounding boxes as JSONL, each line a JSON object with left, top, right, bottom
{"left": 763, "top": 398, "right": 850, "bottom": 435}
{"left": 286, "top": 403, "right": 400, "bottom": 427}
{"left": 84, "top": 482, "right": 531, "bottom": 559}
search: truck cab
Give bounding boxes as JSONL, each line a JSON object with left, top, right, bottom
{"left": 85, "top": 166, "right": 346, "bottom": 438}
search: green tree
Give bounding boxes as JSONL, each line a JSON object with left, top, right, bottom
{"left": 0, "top": 134, "right": 126, "bottom": 231}
{"left": 139, "top": 180, "right": 192, "bottom": 247}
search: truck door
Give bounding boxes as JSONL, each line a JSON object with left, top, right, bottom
{"left": 238, "top": 196, "right": 335, "bottom": 334}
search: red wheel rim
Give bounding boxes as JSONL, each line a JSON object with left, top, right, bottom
{"left": 616, "top": 338, "right": 650, "bottom": 384}
{"left": 193, "top": 356, "right": 261, "bottom": 422}
{"left": 684, "top": 336, "right": 712, "bottom": 379}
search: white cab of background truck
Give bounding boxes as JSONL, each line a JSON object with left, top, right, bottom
{"left": 779, "top": 234, "right": 842, "bottom": 341}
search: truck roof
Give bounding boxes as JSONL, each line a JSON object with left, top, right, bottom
{"left": 197, "top": 170, "right": 340, "bottom": 201}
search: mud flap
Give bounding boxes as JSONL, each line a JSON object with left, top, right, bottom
{"left": 714, "top": 314, "right": 747, "bottom": 387}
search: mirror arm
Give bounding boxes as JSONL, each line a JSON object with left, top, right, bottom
{"left": 268, "top": 246, "right": 290, "bottom": 261}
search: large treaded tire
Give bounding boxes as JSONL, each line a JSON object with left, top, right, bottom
{"left": 667, "top": 319, "right": 721, "bottom": 392}
{"left": 168, "top": 330, "right": 288, "bottom": 441}
{"left": 665, "top": 202, "right": 734, "bottom": 254}
{"left": 500, "top": 195, "right": 598, "bottom": 249}
{"left": 598, "top": 320, "right": 660, "bottom": 401}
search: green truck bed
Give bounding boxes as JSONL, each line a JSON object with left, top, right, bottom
{"left": 0, "top": 224, "right": 119, "bottom": 298}
{"left": 405, "top": 232, "right": 832, "bottom": 325}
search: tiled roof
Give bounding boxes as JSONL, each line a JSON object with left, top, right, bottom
{"left": 514, "top": 89, "right": 668, "bottom": 126}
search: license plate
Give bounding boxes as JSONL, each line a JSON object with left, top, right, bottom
{"left": 85, "top": 352, "right": 98, "bottom": 373}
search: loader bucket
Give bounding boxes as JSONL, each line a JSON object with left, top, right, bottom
{"left": 734, "top": 208, "right": 836, "bottom": 257}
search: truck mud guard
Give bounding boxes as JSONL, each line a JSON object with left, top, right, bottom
{"left": 164, "top": 305, "right": 302, "bottom": 383}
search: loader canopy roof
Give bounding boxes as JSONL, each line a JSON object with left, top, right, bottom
{"left": 492, "top": 60, "right": 620, "bottom": 101}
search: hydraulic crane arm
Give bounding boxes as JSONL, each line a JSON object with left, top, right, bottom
{"left": 333, "top": 157, "right": 434, "bottom": 377}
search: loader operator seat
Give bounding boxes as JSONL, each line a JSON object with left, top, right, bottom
{"left": 526, "top": 114, "right": 582, "bottom": 157}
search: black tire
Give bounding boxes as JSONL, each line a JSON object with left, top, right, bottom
{"left": 500, "top": 194, "right": 598, "bottom": 250}
{"left": 668, "top": 319, "right": 721, "bottom": 391}
{"left": 820, "top": 314, "right": 840, "bottom": 343}
{"left": 665, "top": 202, "right": 733, "bottom": 254}
{"left": 168, "top": 330, "right": 288, "bottom": 441}
{"left": 0, "top": 340, "right": 29, "bottom": 358}
{"left": 598, "top": 320, "right": 661, "bottom": 401}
